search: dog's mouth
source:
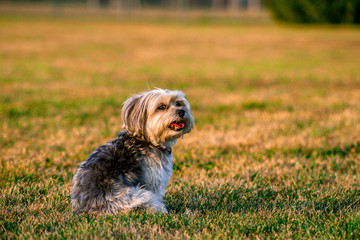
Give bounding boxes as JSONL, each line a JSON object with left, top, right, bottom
{"left": 169, "top": 121, "right": 185, "bottom": 131}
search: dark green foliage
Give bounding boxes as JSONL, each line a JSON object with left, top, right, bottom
{"left": 263, "top": 0, "right": 360, "bottom": 24}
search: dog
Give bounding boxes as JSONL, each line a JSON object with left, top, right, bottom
{"left": 71, "top": 89, "right": 194, "bottom": 214}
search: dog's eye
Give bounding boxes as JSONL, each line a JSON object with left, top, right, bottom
{"left": 175, "top": 101, "right": 182, "bottom": 107}
{"left": 158, "top": 105, "right": 167, "bottom": 110}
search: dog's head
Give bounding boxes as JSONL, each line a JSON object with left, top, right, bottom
{"left": 122, "top": 89, "right": 194, "bottom": 147}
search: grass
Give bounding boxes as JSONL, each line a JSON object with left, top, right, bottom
{"left": 1, "top": 12, "right": 360, "bottom": 239}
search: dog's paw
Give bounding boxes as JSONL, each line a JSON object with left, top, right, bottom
{"left": 146, "top": 202, "right": 168, "bottom": 214}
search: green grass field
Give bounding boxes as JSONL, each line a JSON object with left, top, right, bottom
{"left": 1, "top": 13, "right": 360, "bottom": 239}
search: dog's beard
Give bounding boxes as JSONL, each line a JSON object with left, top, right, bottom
{"left": 122, "top": 89, "right": 194, "bottom": 147}
{"left": 146, "top": 109, "right": 193, "bottom": 146}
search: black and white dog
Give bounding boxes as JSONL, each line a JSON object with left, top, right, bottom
{"left": 71, "top": 89, "right": 194, "bottom": 214}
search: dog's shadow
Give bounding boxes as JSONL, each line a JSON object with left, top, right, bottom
{"left": 165, "top": 183, "right": 357, "bottom": 215}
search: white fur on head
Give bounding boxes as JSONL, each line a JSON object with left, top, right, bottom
{"left": 121, "top": 89, "right": 194, "bottom": 147}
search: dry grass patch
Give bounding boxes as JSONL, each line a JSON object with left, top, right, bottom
{"left": 1, "top": 14, "right": 360, "bottom": 239}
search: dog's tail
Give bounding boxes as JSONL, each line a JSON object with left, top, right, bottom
{"left": 110, "top": 186, "right": 168, "bottom": 213}
{"left": 72, "top": 185, "right": 167, "bottom": 215}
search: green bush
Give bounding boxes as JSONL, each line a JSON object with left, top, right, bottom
{"left": 263, "top": 0, "right": 360, "bottom": 24}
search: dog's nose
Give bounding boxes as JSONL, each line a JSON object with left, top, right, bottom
{"left": 177, "top": 109, "right": 185, "bottom": 117}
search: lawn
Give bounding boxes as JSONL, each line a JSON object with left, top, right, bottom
{"left": 0, "top": 13, "right": 360, "bottom": 239}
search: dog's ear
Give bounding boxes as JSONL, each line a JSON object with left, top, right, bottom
{"left": 122, "top": 94, "right": 148, "bottom": 137}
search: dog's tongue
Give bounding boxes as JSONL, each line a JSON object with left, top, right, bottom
{"left": 170, "top": 122, "right": 185, "bottom": 129}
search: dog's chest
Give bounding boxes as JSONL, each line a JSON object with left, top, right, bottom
{"left": 142, "top": 153, "right": 173, "bottom": 197}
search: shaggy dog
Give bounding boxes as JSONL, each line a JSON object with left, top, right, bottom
{"left": 71, "top": 89, "right": 194, "bottom": 214}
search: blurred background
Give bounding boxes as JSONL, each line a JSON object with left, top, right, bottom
{"left": 0, "top": 0, "right": 264, "bottom": 15}
{"left": 1, "top": 0, "right": 359, "bottom": 23}
{"left": 1, "top": 0, "right": 360, "bottom": 238}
